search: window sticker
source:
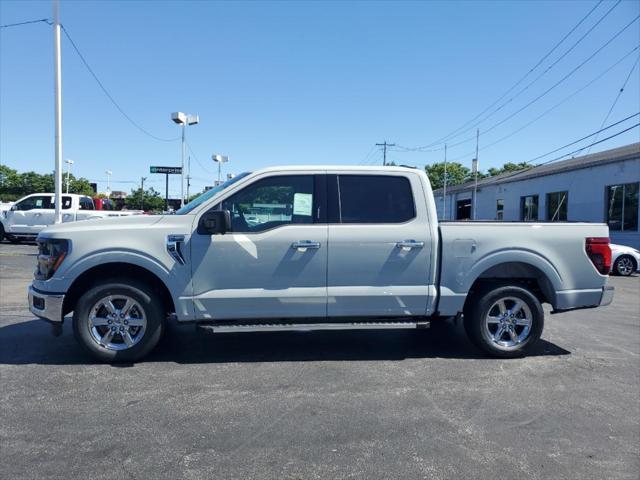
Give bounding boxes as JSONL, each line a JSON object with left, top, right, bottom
{"left": 293, "top": 193, "right": 313, "bottom": 216}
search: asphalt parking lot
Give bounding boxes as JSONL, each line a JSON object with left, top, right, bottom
{"left": 0, "top": 241, "right": 638, "bottom": 480}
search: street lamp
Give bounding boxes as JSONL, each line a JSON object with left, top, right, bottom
{"left": 105, "top": 170, "right": 112, "bottom": 197}
{"left": 171, "top": 112, "right": 199, "bottom": 207}
{"left": 212, "top": 154, "right": 229, "bottom": 185}
{"left": 65, "top": 159, "right": 74, "bottom": 194}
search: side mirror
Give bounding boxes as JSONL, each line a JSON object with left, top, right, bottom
{"left": 10, "top": 204, "right": 18, "bottom": 211}
{"left": 198, "top": 209, "right": 231, "bottom": 235}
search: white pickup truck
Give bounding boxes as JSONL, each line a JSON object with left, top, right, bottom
{"left": 27, "top": 166, "right": 614, "bottom": 362}
{"left": 1, "top": 193, "right": 139, "bottom": 243}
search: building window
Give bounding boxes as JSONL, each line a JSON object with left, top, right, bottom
{"left": 496, "top": 199, "right": 504, "bottom": 220}
{"left": 520, "top": 195, "right": 538, "bottom": 221}
{"left": 606, "top": 182, "right": 639, "bottom": 232}
{"left": 546, "top": 191, "right": 568, "bottom": 221}
{"left": 456, "top": 199, "right": 472, "bottom": 220}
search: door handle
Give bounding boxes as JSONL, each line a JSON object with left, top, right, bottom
{"left": 291, "top": 241, "right": 321, "bottom": 250}
{"left": 396, "top": 240, "right": 424, "bottom": 249}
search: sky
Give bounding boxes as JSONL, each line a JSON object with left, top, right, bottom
{"left": 1, "top": 0, "right": 639, "bottom": 197}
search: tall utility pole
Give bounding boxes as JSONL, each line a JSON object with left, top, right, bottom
{"left": 140, "top": 177, "right": 146, "bottom": 210}
{"left": 53, "top": 0, "right": 63, "bottom": 223}
{"left": 443, "top": 144, "right": 447, "bottom": 221}
{"left": 376, "top": 141, "right": 396, "bottom": 166}
{"left": 472, "top": 128, "right": 479, "bottom": 220}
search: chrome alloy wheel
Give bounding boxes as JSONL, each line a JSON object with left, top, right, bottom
{"left": 616, "top": 257, "right": 635, "bottom": 276}
{"left": 484, "top": 296, "right": 533, "bottom": 349}
{"left": 88, "top": 295, "right": 147, "bottom": 351}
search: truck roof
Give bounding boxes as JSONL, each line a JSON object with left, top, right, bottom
{"left": 254, "top": 165, "right": 420, "bottom": 173}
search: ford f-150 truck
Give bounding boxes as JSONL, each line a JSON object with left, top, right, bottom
{"left": 27, "top": 166, "right": 614, "bottom": 362}
{"left": 1, "top": 193, "right": 141, "bottom": 243}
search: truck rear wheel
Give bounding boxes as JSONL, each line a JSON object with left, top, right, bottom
{"left": 72, "top": 279, "right": 165, "bottom": 362}
{"left": 464, "top": 285, "right": 544, "bottom": 358}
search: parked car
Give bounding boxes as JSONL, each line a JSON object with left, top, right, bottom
{"left": 0, "top": 193, "right": 141, "bottom": 243}
{"left": 28, "top": 166, "right": 613, "bottom": 362}
{"left": 610, "top": 243, "right": 640, "bottom": 276}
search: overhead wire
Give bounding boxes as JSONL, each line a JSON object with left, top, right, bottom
{"left": 409, "top": 0, "right": 607, "bottom": 149}
{"left": 586, "top": 55, "right": 640, "bottom": 153}
{"left": 446, "top": 45, "right": 640, "bottom": 162}
{"left": 0, "top": 18, "right": 51, "bottom": 28}
{"left": 60, "top": 24, "right": 179, "bottom": 143}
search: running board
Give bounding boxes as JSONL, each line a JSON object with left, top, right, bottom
{"left": 197, "top": 321, "right": 430, "bottom": 333}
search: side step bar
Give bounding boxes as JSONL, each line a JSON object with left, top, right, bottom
{"left": 197, "top": 321, "right": 430, "bottom": 333}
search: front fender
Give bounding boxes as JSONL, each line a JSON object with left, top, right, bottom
{"left": 33, "top": 248, "right": 174, "bottom": 294}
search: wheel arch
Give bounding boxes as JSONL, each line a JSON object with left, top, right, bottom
{"left": 63, "top": 262, "right": 176, "bottom": 317}
{"left": 614, "top": 254, "right": 638, "bottom": 274}
{"left": 464, "top": 261, "right": 557, "bottom": 310}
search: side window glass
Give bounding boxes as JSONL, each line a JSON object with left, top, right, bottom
{"left": 31, "top": 196, "right": 53, "bottom": 210}
{"left": 61, "top": 196, "right": 73, "bottom": 210}
{"left": 79, "top": 197, "right": 94, "bottom": 210}
{"left": 337, "top": 175, "right": 415, "bottom": 223}
{"left": 220, "top": 175, "right": 314, "bottom": 233}
{"left": 15, "top": 198, "right": 35, "bottom": 211}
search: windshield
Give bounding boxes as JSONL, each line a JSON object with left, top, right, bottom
{"left": 176, "top": 172, "right": 251, "bottom": 214}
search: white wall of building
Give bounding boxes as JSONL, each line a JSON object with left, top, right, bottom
{"left": 435, "top": 157, "right": 640, "bottom": 249}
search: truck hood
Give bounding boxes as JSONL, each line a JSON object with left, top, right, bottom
{"left": 38, "top": 214, "right": 193, "bottom": 238}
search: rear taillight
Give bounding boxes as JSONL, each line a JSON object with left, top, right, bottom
{"left": 585, "top": 237, "right": 611, "bottom": 275}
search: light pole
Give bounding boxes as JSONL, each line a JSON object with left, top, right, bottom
{"left": 105, "top": 170, "right": 112, "bottom": 197}
{"left": 171, "top": 112, "right": 199, "bottom": 207}
{"left": 65, "top": 159, "right": 74, "bottom": 194}
{"left": 53, "top": 0, "right": 63, "bottom": 223}
{"left": 212, "top": 154, "right": 229, "bottom": 185}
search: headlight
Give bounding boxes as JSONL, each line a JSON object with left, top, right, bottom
{"left": 35, "top": 238, "right": 69, "bottom": 280}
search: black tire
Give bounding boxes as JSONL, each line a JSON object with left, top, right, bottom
{"left": 613, "top": 255, "right": 636, "bottom": 276}
{"left": 72, "top": 278, "right": 165, "bottom": 362}
{"left": 463, "top": 285, "right": 544, "bottom": 358}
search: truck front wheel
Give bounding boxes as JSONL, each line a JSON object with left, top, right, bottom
{"left": 72, "top": 279, "right": 165, "bottom": 362}
{"left": 464, "top": 285, "right": 544, "bottom": 358}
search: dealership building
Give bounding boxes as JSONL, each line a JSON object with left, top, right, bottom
{"left": 432, "top": 142, "right": 640, "bottom": 248}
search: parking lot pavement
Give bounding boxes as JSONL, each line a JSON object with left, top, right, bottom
{"left": 0, "top": 241, "right": 638, "bottom": 480}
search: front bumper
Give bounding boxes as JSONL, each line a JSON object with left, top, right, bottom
{"left": 28, "top": 285, "right": 64, "bottom": 323}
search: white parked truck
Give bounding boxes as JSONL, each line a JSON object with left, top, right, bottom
{"left": 1, "top": 193, "right": 140, "bottom": 243}
{"left": 28, "top": 166, "right": 614, "bottom": 362}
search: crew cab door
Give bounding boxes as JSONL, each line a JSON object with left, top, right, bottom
{"left": 190, "top": 173, "right": 328, "bottom": 320}
{"left": 327, "top": 173, "right": 433, "bottom": 317}
{"left": 6, "top": 195, "right": 54, "bottom": 234}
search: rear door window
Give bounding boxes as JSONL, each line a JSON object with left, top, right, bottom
{"left": 334, "top": 175, "right": 415, "bottom": 223}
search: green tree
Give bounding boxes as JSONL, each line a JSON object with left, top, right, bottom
{"left": 425, "top": 162, "right": 471, "bottom": 190}
{"left": 487, "top": 162, "right": 532, "bottom": 177}
{"left": 65, "top": 174, "right": 95, "bottom": 195}
{"left": 125, "top": 187, "right": 165, "bottom": 212}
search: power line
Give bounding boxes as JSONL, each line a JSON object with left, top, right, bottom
{"left": 527, "top": 112, "right": 639, "bottom": 164}
{"left": 357, "top": 144, "right": 378, "bottom": 165}
{"left": 444, "top": 12, "right": 640, "bottom": 153}
{"left": 458, "top": 119, "right": 640, "bottom": 186}
{"left": 60, "top": 24, "right": 178, "bottom": 143}
{"left": 456, "top": 0, "right": 622, "bottom": 139}
{"left": 537, "top": 122, "right": 639, "bottom": 165}
{"left": 446, "top": 45, "right": 640, "bottom": 162}
{"left": 587, "top": 55, "right": 640, "bottom": 153}
{"left": 412, "top": 0, "right": 606, "bottom": 149}
{"left": 185, "top": 140, "right": 215, "bottom": 175}
{"left": 0, "top": 18, "right": 51, "bottom": 28}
